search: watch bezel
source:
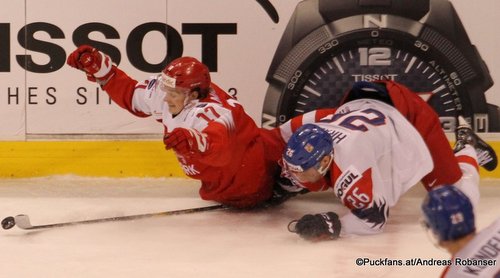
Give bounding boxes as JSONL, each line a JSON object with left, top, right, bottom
{"left": 263, "top": 14, "right": 492, "bottom": 131}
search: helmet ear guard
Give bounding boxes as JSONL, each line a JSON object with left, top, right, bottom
{"left": 315, "top": 153, "right": 334, "bottom": 176}
{"left": 283, "top": 124, "right": 334, "bottom": 175}
{"left": 421, "top": 185, "right": 475, "bottom": 242}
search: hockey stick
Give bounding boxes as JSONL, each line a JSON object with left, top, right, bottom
{"left": 1, "top": 204, "right": 226, "bottom": 230}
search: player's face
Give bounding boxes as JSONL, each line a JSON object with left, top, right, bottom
{"left": 289, "top": 167, "right": 323, "bottom": 184}
{"left": 163, "top": 87, "right": 191, "bottom": 115}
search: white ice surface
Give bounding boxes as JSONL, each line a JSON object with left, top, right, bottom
{"left": 0, "top": 176, "right": 498, "bottom": 278}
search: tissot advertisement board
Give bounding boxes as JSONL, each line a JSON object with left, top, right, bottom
{"left": 0, "top": 0, "right": 498, "bottom": 140}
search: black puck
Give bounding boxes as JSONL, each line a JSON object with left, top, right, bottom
{"left": 2, "top": 216, "right": 15, "bottom": 230}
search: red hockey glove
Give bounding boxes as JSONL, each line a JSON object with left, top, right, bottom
{"left": 288, "top": 212, "right": 341, "bottom": 240}
{"left": 66, "top": 45, "right": 114, "bottom": 83}
{"left": 164, "top": 128, "right": 208, "bottom": 155}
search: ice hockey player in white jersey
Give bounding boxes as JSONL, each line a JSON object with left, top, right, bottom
{"left": 285, "top": 100, "right": 432, "bottom": 238}
{"left": 422, "top": 186, "right": 500, "bottom": 278}
{"left": 281, "top": 81, "right": 493, "bottom": 239}
{"left": 66, "top": 45, "right": 281, "bottom": 208}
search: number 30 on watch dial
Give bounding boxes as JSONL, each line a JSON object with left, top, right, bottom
{"left": 262, "top": 0, "right": 499, "bottom": 132}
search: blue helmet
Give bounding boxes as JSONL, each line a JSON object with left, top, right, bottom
{"left": 421, "top": 186, "right": 475, "bottom": 242}
{"left": 283, "top": 124, "right": 333, "bottom": 172}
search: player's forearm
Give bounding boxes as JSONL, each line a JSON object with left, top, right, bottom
{"left": 339, "top": 211, "right": 385, "bottom": 237}
{"left": 102, "top": 67, "right": 148, "bottom": 117}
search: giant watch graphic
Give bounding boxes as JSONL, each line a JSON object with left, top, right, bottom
{"left": 262, "top": 0, "right": 499, "bottom": 132}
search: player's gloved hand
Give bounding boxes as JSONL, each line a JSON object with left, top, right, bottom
{"left": 164, "top": 128, "right": 208, "bottom": 156}
{"left": 66, "top": 45, "right": 115, "bottom": 83}
{"left": 288, "top": 212, "right": 341, "bottom": 240}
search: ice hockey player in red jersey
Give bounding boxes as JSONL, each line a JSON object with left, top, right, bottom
{"left": 422, "top": 185, "right": 500, "bottom": 278}
{"left": 66, "top": 45, "right": 280, "bottom": 209}
{"left": 275, "top": 81, "right": 497, "bottom": 239}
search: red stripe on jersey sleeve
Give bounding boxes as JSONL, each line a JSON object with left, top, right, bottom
{"left": 456, "top": 155, "right": 479, "bottom": 171}
{"left": 340, "top": 168, "right": 373, "bottom": 210}
{"left": 290, "top": 114, "right": 304, "bottom": 133}
{"left": 102, "top": 67, "right": 149, "bottom": 117}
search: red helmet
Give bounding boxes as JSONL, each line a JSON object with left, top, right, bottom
{"left": 161, "top": 57, "right": 211, "bottom": 92}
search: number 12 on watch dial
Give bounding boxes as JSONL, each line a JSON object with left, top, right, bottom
{"left": 263, "top": 3, "right": 498, "bottom": 132}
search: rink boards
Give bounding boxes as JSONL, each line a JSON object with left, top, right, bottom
{"left": 0, "top": 139, "right": 499, "bottom": 179}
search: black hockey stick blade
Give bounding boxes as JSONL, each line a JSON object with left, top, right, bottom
{"left": 3, "top": 204, "right": 226, "bottom": 230}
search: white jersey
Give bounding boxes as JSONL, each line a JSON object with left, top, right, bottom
{"left": 328, "top": 99, "right": 432, "bottom": 205}
{"left": 280, "top": 99, "right": 433, "bottom": 236}
{"left": 130, "top": 75, "right": 235, "bottom": 133}
{"left": 443, "top": 218, "right": 500, "bottom": 278}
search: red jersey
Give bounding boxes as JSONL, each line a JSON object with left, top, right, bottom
{"left": 101, "top": 67, "right": 275, "bottom": 208}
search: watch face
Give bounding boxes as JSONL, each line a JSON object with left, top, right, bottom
{"left": 263, "top": 14, "right": 495, "bottom": 132}
{"left": 295, "top": 45, "right": 457, "bottom": 116}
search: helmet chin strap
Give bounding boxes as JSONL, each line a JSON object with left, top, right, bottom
{"left": 183, "top": 87, "right": 204, "bottom": 106}
{"left": 169, "top": 92, "right": 197, "bottom": 117}
{"left": 172, "top": 96, "right": 196, "bottom": 117}
{"left": 316, "top": 153, "right": 334, "bottom": 176}
{"left": 183, "top": 93, "right": 195, "bottom": 106}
